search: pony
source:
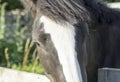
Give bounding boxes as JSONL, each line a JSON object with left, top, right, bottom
{"left": 20, "top": 0, "right": 120, "bottom": 82}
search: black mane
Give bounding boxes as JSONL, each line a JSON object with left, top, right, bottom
{"left": 84, "top": 0, "right": 120, "bottom": 24}
{"left": 36, "top": 0, "right": 90, "bottom": 23}
{"left": 35, "top": 0, "right": 120, "bottom": 24}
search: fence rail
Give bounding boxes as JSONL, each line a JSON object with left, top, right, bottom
{"left": 0, "top": 67, "right": 50, "bottom": 82}
{"left": 98, "top": 68, "right": 120, "bottom": 82}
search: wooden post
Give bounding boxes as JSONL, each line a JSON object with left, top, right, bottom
{"left": 98, "top": 68, "right": 120, "bottom": 82}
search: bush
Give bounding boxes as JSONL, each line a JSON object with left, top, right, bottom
{"left": 0, "top": 2, "right": 44, "bottom": 74}
{"left": 1, "top": 0, "right": 23, "bottom": 10}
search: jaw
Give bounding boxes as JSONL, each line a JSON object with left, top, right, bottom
{"left": 40, "top": 16, "right": 83, "bottom": 82}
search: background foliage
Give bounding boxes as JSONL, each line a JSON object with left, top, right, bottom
{"left": 0, "top": 1, "right": 44, "bottom": 74}
{"left": 1, "top": 0, "right": 23, "bottom": 10}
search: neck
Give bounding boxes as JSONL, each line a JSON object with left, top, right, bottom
{"left": 40, "top": 16, "right": 83, "bottom": 82}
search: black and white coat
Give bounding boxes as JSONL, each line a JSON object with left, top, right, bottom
{"left": 20, "top": 0, "right": 120, "bottom": 82}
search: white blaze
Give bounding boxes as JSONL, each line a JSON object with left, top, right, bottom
{"left": 40, "top": 16, "right": 83, "bottom": 82}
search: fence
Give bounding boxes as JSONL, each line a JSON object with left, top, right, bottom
{"left": 0, "top": 67, "right": 50, "bottom": 82}
{"left": 98, "top": 68, "right": 120, "bottom": 82}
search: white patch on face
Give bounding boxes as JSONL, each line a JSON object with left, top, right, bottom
{"left": 40, "top": 16, "right": 83, "bottom": 82}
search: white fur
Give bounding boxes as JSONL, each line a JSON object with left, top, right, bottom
{"left": 40, "top": 16, "right": 83, "bottom": 82}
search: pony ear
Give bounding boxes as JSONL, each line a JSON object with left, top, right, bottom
{"left": 20, "top": 0, "right": 36, "bottom": 17}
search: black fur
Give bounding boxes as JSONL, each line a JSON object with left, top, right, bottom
{"left": 84, "top": 1, "right": 120, "bottom": 82}
{"left": 74, "top": 22, "right": 88, "bottom": 82}
{"left": 84, "top": 0, "right": 120, "bottom": 23}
